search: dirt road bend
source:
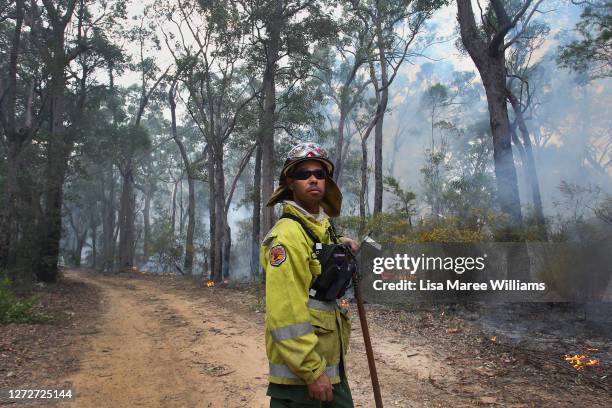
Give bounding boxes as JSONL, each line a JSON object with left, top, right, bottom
{"left": 59, "top": 270, "right": 269, "bottom": 408}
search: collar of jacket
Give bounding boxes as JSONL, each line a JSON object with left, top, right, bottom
{"left": 282, "top": 200, "right": 327, "bottom": 222}
{"left": 281, "top": 202, "right": 333, "bottom": 244}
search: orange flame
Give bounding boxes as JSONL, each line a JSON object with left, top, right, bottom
{"left": 490, "top": 336, "right": 497, "bottom": 342}
{"left": 340, "top": 298, "right": 349, "bottom": 308}
{"left": 564, "top": 354, "right": 599, "bottom": 370}
{"left": 206, "top": 280, "right": 215, "bottom": 288}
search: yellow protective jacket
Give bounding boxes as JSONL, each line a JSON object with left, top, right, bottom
{"left": 261, "top": 202, "right": 351, "bottom": 385}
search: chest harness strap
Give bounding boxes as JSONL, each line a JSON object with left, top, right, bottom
{"left": 280, "top": 213, "right": 356, "bottom": 301}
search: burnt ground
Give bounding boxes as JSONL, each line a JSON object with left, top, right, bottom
{"left": 0, "top": 269, "right": 610, "bottom": 407}
{"left": 362, "top": 302, "right": 611, "bottom": 406}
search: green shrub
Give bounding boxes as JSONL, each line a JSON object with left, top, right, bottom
{"left": 0, "top": 278, "right": 49, "bottom": 324}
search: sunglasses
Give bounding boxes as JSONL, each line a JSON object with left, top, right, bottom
{"left": 290, "top": 169, "right": 327, "bottom": 180}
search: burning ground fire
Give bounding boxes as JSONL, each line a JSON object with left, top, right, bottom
{"left": 205, "top": 280, "right": 229, "bottom": 287}
{"left": 489, "top": 336, "right": 601, "bottom": 371}
{"left": 564, "top": 351, "right": 600, "bottom": 370}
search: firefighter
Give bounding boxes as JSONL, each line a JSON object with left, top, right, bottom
{"left": 261, "top": 142, "right": 358, "bottom": 407}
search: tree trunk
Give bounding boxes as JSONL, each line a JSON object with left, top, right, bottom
{"left": 482, "top": 68, "right": 523, "bottom": 229}
{"left": 74, "top": 231, "right": 86, "bottom": 268}
{"left": 101, "top": 163, "right": 116, "bottom": 272}
{"left": 91, "top": 225, "right": 97, "bottom": 268}
{"left": 223, "top": 223, "right": 231, "bottom": 280}
{"left": 169, "top": 85, "right": 196, "bottom": 273}
{"left": 115, "top": 171, "right": 126, "bottom": 271}
{"left": 0, "top": 0, "right": 25, "bottom": 271}
{"left": 456, "top": 0, "right": 523, "bottom": 234}
{"left": 102, "top": 64, "right": 118, "bottom": 272}
{"left": 338, "top": 133, "right": 354, "bottom": 187}
{"left": 0, "top": 141, "right": 20, "bottom": 269}
{"left": 207, "top": 151, "right": 216, "bottom": 280}
{"left": 431, "top": 106, "right": 436, "bottom": 150}
{"left": 359, "top": 137, "right": 368, "bottom": 235}
{"left": 38, "top": 62, "right": 70, "bottom": 282}
{"left": 508, "top": 92, "right": 546, "bottom": 239}
{"left": 373, "top": 114, "right": 384, "bottom": 214}
{"left": 260, "top": 81, "right": 275, "bottom": 237}
{"left": 251, "top": 142, "right": 262, "bottom": 278}
{"left": 28, "top": 0, "right": 79, "bottom": 284}
{"left": 143, "top": 183, "right": 151, "bottom": 261}
{"left": 259, "top": 0, "right": 282, "bottom": 237}
{"left": 203, "top": 254, "right": 209, "bottom": 281}
{"left": 111, "top": 215, "right": 119, "bottom": 268}
{"left": 185, "top": 177, "right": 196, "bottom": 274}
{"left": 17, "top": 173, "right": 41, "bottom": 281}
{"left": 171, "top": 178, "right": 178, "bottom": 233}
{"left": 106, "top": 166, "right": 116, "bottom": 271}
{"left": 212, "top": 148, "right": 226, "bottom": 282}
{"left": 120, "top": 168, "right": 137, "bottom": 271}
{"left": 179, "top": 180, "right": 184, "bottom": 235}
{"left": 510, "top": 125, "right": 529, "bottom": 205}
{"left": 334, "top": 109, "right": 347, "bottom": 184}
{"left": 373, "top": 10, "right": 389, "bottom": 216}
{"left": 118, "top": 166, "right": 136, "bottom": 271}
{"left": 359, "top": 53, "right": 386, "bottom": 223}
{"left": 456, "top": 0, "right": 530, "bottom": 282}
{"left": 115, "top": 44, "right": 165, "bottom": 272}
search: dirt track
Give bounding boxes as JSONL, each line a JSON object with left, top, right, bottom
{"left": 59, "top": 270, "right": 269, "bottom": 407}
{"left": 55, "top": 270, "right": 458, "bottom": 408}
{"left": 49, "top": 270, "right": 609, "bottom": 408}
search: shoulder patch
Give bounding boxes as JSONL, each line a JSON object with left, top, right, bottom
{"left": 270, "top": 245, "right": 287, "bottom": 266}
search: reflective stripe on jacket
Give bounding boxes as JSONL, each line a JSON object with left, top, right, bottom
{"left": 261, "top": 202, "right": 351, "bottom": 385}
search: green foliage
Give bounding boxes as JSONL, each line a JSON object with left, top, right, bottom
{"left": 554, "top": 180, "right": 605, "bottom": 223}
{"left": 421, "top": 83, "right": 449, "bottom": 113}
{"left": 443, "top": 173, "right": 495, "bottom": 222}
{"left": 336, "top": 212, "right": 494, "bottom": 244}
{"left": 339, "top": 209, "right": 570, "bottom": 245}
{"left": 276, "top": 77, "right": 327, "bottom": 140}
{"left": 420, "top": 149, "right": 449, "bottom": 218}
{"left": 549, "top": 180, "right": 611, "bottom": 242}
{"left": 116, "top": 124, "right": 152, "bottom": 161}
{"left": 416, "top": 217, "right": 491, "bottom": 243}
{"left": 149, "top": 213, "right": 183, "bottom": 268}
{"left": 3, "top": 0, "right": 605, "bottom": 285}
{"left": 0, "top": 278, "right": 49, "bottom": 324}
{"left": 383, "top": 175, "right": 417, "bottom": 219}
{"left": 557, "top": 1, "right": 611, "bottom": 79}
{"left": 335, "top": 213, "right": 412, "bottom": 244}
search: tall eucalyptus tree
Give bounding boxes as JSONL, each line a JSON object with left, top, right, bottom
{"left": 456, "top": 0, "right": 546, "bottom": 238}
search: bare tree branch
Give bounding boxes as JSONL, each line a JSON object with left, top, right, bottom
{"left": 488, "top": 0, "right": 534, "bottom": 56}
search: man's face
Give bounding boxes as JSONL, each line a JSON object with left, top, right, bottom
{"left": 286, "top": 160, "right": 326, "bottom": 209}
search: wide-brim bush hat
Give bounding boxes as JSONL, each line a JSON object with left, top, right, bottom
{"left": 266, "top": 142, "right": 342, "bottom": 217}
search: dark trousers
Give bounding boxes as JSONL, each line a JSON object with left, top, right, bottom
{"left": 267, "top": 372, "right": 354, "bottom": 408}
